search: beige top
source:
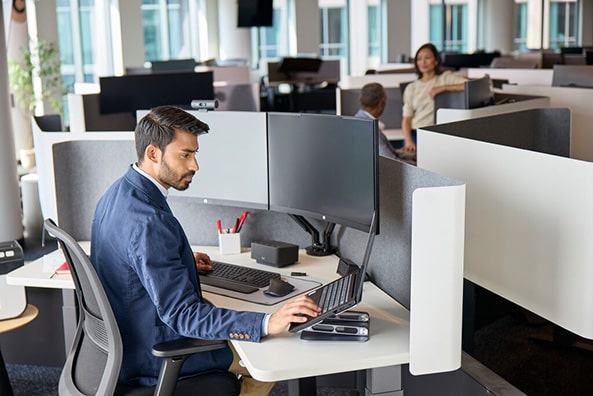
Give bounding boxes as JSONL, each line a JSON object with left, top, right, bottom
{"left": 402, "top": 71, "right": 467, "bottom": 129}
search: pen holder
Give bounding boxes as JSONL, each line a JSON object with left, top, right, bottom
{"left": 218, "top": 233, "right": 241, "bottom": 255}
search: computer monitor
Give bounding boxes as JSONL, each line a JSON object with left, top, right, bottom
{"left": 237, "top": 0, "right": 273, "bottom": 27}
{"left": 551, "top": 65, "right": 593, "bottom": 88}
{"left": 267, "top": 113, "right": 379, "bottom": 255}
{"left": 99, "top": 71, "right": 214, "bottom": 114}
{"left": 465, "top": 75, "right": 494, "bottom": 109}
{"left": 150, "top": 59, "right": 197, "bottom": 73}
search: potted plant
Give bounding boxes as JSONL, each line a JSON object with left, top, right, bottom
{"left": 8, "top": 40, "right": 64, "bottom": 168}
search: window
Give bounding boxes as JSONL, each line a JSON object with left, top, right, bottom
{"left": 429, "top": 2, "right": 468, "bottom": 53}
{"left": 141, "top": 0, "right": 200, "bottom": 62}
{"left": 514, "top": 1, "right": 528, "bottom": 51}
{"left": 319, "top": 2, "right": 348, "bottom": 60}
{"left": 549, "top": 0, "right": 579, "bottom": 49}
{"left": 367, "top": 4, "right": 381, "bottom": 57}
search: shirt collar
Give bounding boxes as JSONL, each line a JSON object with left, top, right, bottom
{"left": 132, "top": 163, "right": 169, "bottom": 198}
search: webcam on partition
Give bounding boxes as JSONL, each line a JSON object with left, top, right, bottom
{"left": 190, "top": 99, "right": 219, "bottom": 111}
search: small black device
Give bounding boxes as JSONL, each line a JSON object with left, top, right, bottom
{"left": 251, "top": 240, "right": 299, "bottom": 267}
{"left": 263, "top": 278, "right": 295, "bottom": 297}
{"left": 190, "top": 99, "right": 219, "bottom": 110}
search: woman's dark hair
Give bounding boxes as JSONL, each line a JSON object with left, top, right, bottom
{"left": 413, "top": 43, "right": 443, "bottom": 78}
{"left": 135, "top": 106, "right": 209, "bottom": 163}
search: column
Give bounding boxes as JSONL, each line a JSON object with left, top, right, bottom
{"left": 0, "top": 2, "right": 25, "bottom": 242}
{"left": 293, "top": 0, "right": 320, "bottom": 55}
{"left": 385, "top": 0, "right": 412, "bottom": 62}
{"left": 217, "top": 0, "right": 252, "bottom": 62}
{"left": 115, "top": 0, "right": 145, "bottom": 72}
{"left": 481, "top": 0, "right": 514, "bottom": 54}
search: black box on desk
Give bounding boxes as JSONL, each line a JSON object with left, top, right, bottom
{"left": 250, "top": 240, "right": 298, "bottom": 267}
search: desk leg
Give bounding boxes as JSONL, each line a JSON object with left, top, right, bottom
{"left": 366, "top": 366, "right": 403, "bottom": 396}
{"left": 62, "top": 289, "right": 77, "bottom": 354}
{"left": 287, "top": 377, "right": 316, "bottom": 396}
{"left": 0, "top": 348, "right": 14, "bottom": 396}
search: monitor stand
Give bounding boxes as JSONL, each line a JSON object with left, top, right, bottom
{"left": 289, "top": 214, "right": 336, "bottom": 256}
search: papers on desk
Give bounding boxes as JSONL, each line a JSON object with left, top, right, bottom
{"left": 42, "top": 249, "right": 67, "bottom": 274}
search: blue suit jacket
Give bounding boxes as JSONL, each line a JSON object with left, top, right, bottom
{"left": 91, "top": 166, "right": 265, "bottom": 386}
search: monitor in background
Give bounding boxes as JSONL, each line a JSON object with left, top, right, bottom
{"left": 237, "top": 0, "right": 273, "bottom": 27}
{"left": 98, "top": 71, "right": 214, "bottom": 114}
{"left": 465, "top": 75, "right": 494, "bottom": 109}
{"left": 150, "top": 58, "right": 197, "bottom": 73}
{"left": 267, "top": 113, "right": 379, "bottom": 256}
{"left": 551, "top": 65, "right": 593, "bottom": 88}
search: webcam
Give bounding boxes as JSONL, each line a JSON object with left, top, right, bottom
{"left": 190, "top": 99, "right": 219, "bottom": 111}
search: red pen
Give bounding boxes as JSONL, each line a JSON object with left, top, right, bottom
{"left": 216, "top": 219, "right": 223, "bottom": 234}
{"left": 235, "top": 211, "right": 248, "bottom": 233}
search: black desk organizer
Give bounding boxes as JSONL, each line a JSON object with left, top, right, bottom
{"left": 300, "top": 311, "right": 370, "bottom": 342}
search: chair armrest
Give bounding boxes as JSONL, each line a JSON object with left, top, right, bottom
{"left": 152, "top": 338, "right": 227, "bottom": 358}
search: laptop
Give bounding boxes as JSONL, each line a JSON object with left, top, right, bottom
{"left": 289, "top": 214, "right": 378, "bottom": 333}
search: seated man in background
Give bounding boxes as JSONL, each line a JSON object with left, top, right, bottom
{"left": 353, "top": 82, "right": 399, "bottom": 160}
{"left": 91, "top": 105, "right": 320, "bottom": 395}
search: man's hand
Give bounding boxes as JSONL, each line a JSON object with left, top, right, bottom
{"left": 193, "top": 251, "right": 212, "bottom": 273}
{"left": 267, "top": 296, "right": 321, "bottom": 335}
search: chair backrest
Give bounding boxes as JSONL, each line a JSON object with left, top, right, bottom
{"left": 44, "top": 219, "right": 123, "bottom": 396}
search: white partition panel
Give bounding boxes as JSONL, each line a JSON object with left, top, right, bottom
{"left": 418, "top": 130, "right": 593, "bottom": 339}
{"left": 502, "top": 84, "right": 593, "bottom": 162}
{"left": 436, "top": 96, "right": 550, "bottom": 124}
{"left": 340, "top": 73, "right": 418, "bottom": 89}
{"left": 466, "top": 68, "right": 554, "bottom": 86}
{"left": 409, "top": 184, "right": 465, "bottom": 375}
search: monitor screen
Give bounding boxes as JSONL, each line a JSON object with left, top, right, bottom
{"left": 237, "top": 0, "right": 273, "bottom": 27}
{"left": 267, "top": 113, "right": 379, "bottom": 232}
{"left": 99, "top": 71, "right": 214, "bottom": 114}
{"left": 465, "top": 75, "right": 494, "bottom": 109}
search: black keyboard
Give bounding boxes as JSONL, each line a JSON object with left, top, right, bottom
{"left": 199, "top": 261, "right": 281, "bottom": 294}
{"left": 315, "top": 273, "right": 355, "bottom": 313}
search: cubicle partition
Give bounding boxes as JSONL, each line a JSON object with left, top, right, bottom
{"left": 501, "top": 84, "right": 593, "bottom": 161}
{"left": 337, "top": 86, "right": 404, "bottom": 130}
{"left": 417, "top": 108, "right": 593, "bottom": 340}
{"left": 42, "top": 110, "right": 466, "bottom": 376}
{"left": 466, "top": 68, "right": 554, "bottom": 86}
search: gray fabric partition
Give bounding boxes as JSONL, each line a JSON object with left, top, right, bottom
{"left": 424, "top": 108, "right": 571, "bottom": 158}
{"left": 340, "top": 87, "right": 404, "bottom": 130}
{"left": 53, "top": 139, "right": 463, "bottom": 310}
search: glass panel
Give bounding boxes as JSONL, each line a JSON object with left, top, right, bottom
{"left": 167, "top": 1, "right": 184, "bottom": 58}
{"left": 368, "top": 5, "right": 379, "bottom": 57}
{"left": 57, "top": 5, "right": 74, "bottom": 64}
{"left": 142, "top": 4, "right": 162, "bottom": 61}
{"left": 514, "top": 3, "right": 528, "bottom": 51}
{"left": 79, "top": 2, "right": 94, "bottom": 65}
{"left": 429, "top": 5, "right": 443, "bottom": 51}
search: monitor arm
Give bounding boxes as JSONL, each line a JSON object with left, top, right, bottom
{"left": 289, "top": 214, "right": 336, "bottom": 256}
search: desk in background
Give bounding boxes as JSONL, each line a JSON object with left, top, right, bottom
{"left": 8, "top": 245, "right": 410, "bottom": 395}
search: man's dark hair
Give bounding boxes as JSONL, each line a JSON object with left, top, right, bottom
{"left": 135, "top": 106, "right": 209, "bottom": 163}
{"left": 413, "top": 42, "right": 443, "bottom": 78}
{"left": 360, "top": 82, "right": 386, "bottom": 108}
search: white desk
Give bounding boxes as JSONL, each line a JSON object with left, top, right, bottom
{"left": 8, "top": 245, "right": 410, "bottom": 393}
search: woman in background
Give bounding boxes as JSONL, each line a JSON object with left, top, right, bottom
{"left": 401, "top": 43, "right": 466, "bottom": 152}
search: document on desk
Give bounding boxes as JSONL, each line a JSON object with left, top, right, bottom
{"left": 42, "top": 249, "right": 66, "bottom": 273}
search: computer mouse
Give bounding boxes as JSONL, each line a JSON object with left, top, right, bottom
{"left": 264, "top": 278, "right": 295, "bottom": 297}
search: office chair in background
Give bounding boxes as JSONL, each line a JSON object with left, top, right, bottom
{"left": 44, "top": 219, "right": 240, "bottom": 396}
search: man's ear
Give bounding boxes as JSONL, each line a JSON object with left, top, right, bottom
{"left": 145, "top": 144, "right": 161, "bottom": 164}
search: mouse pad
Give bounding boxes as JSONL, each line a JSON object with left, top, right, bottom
{"left": 201, "top": 276, "right": 321, "bottom": 305}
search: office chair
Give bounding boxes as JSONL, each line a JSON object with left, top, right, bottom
{"left": 44, "top": 219, "right": 240, "bottom": 396}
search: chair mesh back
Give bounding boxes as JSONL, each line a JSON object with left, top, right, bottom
{"left": 45, "top": 219, "right": 123, "bottom": 396}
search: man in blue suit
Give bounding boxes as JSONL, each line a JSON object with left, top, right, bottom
{"left": 91, "top": 106, "right": 320, "bottom": 394}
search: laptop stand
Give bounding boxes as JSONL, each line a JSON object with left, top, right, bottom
{"left": 300, "top": 311, "right": 370, "bottom": 342}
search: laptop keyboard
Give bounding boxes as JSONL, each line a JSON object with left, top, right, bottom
{"left": 199, "top": 261, "right": 281, "bottom": 294}
{"left": 317, "top": 273, "right": 354, "bottom": 313}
